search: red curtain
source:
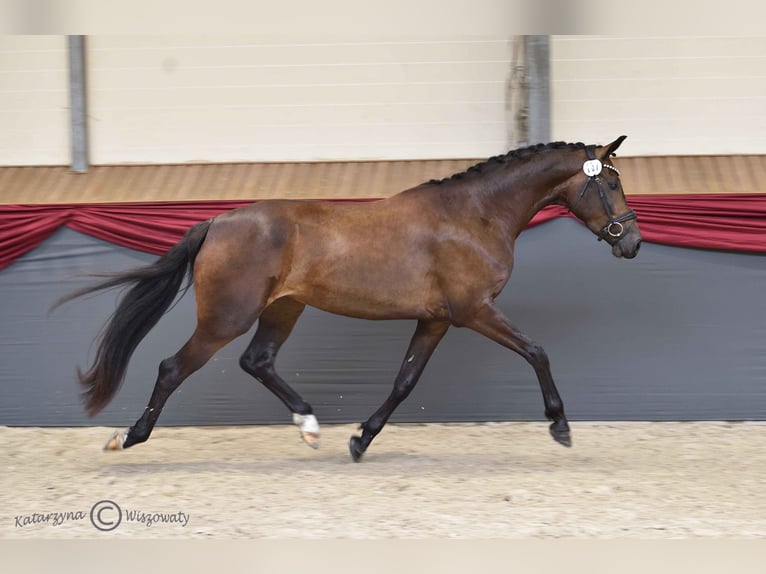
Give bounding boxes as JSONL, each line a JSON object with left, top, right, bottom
{"left": 1, "top": 194, "right": 764, "bottom": 270}
{"left": 528, "top": 194, "right": 766, "bottom": 253}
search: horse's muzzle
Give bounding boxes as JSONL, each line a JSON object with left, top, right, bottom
{"left": 611, "top": 228, "right": 642, "bottom": 259}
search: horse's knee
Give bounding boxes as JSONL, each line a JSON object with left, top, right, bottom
{"left": 527, "top": 344, "right": 550, "bottom": 369}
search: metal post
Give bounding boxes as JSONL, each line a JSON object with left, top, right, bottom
{"left": 507, "top": 36, "right": 528, "bottom": 148}
{"left": 68, "top": 35, "right": 88, "bottom": 172}
{"left": 524, "top": 35, "right": 551, "bottom": 145}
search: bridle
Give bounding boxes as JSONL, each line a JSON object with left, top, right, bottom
{"left": 572, "top": 145, "right": 637, "bottom": 242}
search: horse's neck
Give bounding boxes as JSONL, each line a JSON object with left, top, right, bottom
{"left": 479, "top": 161, "right": 566, "bottom": 237}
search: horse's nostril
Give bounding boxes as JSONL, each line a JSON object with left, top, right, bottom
{"left": 623, "top": 239, "right": 641, "bottom": 259}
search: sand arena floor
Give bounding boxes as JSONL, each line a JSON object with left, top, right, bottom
{"left": 1, "top": 422, "right": 765, "bottom": 539}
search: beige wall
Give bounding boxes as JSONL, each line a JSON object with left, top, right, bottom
{"left": 0, "top": 35, "right": 68, "bottom": 166}
{"left": 4, "top": 34, "right": 766, "bottom": 166}
{"left": 551, "top": 36, "right": 766, "bottom": 156}
{"left": 87, "top": 36, "right": 512, "bottom": 164}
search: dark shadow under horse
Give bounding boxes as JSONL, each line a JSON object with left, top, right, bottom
{"left": 55, "top": 137, "right": 641, "bottom": 461}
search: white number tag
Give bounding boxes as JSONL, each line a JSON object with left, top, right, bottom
{"left": 583, "top": 159, "right": 602, "bottom": 177}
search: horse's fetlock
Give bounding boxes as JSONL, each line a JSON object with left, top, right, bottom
{"left": 122, "top": 428, "right": 147, "bottom": 448}
{"left": 545, "top": 399, "right": 565, "bottom": 420}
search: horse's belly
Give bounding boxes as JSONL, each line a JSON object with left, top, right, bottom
{"left": 285, "top": 267, "right": 446, "bottom": 321}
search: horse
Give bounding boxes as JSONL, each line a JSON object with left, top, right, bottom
{"left": 54, "top": 136, "right": 641, "bottom": 461}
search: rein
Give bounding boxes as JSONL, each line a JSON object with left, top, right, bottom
{"left": 573, "top": 145, "right": 637, "bottom": 241}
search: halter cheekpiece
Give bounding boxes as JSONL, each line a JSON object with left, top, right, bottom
{"left": 575, "top": 145, "right": 636, "bottom": 241}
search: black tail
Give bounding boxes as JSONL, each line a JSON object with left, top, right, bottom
{"left": 52, "top": 220, "right": 212, "bottom": 416}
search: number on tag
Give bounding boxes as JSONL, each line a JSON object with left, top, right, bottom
{"left": 583, "top": 159, "right": 602, "bottom": 177}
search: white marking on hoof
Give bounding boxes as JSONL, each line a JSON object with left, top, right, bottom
{"left": 292, "top": 413, "right": 320, "bottom": 449}
{"left": 103, "top": 429, "right": 128, "bottom": 451}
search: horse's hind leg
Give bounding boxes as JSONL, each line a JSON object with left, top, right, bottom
{"left": 348, "top": 320, "right": 449, "bottom": 462}
{"left": 104, "top": 326, "right": 243, "bottom": 451}
{"left": 238, "top": 298, "right": 319, "bottom": 447}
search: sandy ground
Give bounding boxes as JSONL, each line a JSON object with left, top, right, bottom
{"left": 1, "top": 422, "right": 765, "bottom": 539}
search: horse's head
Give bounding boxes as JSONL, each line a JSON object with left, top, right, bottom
{"left": 557, "top": 136, "right": 642, "bottom": 259}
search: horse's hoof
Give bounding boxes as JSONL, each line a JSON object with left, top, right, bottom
{"left": 103, "top": 429, "right": 128, "bottom": 451}
{"left": 549, "top": 422, "right": 572, "bottom": 448}
{"left": 301, "top": 432, "right": 321, "bottom": 449}
{"left": 348, "top": 436, "right": 365, "bottom": 462}
{"left": 292, "top": 413, "right": 320, "bottom": 449}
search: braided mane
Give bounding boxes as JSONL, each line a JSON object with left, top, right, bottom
{"left": 429, "top": 141, "right": 587, "bottom": 185}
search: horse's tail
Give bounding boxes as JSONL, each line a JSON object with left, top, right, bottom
{"left": 52, "top": 219, "right": 212, "bottom": 416}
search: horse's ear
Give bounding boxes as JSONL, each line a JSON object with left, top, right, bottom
{"left": 601, "top": 135, "right": 627, "bottom": 158}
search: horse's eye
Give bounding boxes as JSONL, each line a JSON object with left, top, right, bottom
{"left": 608, "top": 181, "right": 619, "bottom": 190}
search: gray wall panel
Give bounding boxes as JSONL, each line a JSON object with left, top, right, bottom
{"left": 1, "top": 220, "right": 764, "bottom": 426}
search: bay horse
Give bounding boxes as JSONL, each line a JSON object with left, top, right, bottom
{"left": 55, "top": 137, "right": 641, "bottom": 461}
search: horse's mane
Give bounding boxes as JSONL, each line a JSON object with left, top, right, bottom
{"left": 428, "top": 141, "right": 586, "bottom": 185}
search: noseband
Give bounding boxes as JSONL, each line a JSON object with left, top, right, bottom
{"left": 574, "top": 145, "right": 637, "bottom": 241}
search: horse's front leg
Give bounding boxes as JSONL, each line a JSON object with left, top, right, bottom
{"left": 466, "top": 301, "right": 571, "bottom": 447}
{"left": 349, "top": 320, "right": 449, "bottom": 462}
